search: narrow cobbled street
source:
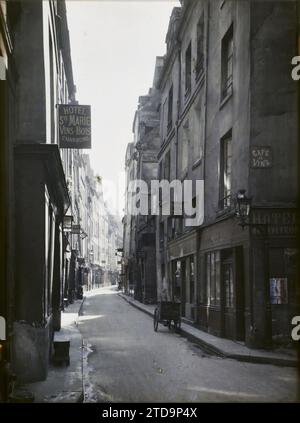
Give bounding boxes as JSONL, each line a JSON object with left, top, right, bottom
{"left": 78, "top": 287, "right": 298, "bottom": 403}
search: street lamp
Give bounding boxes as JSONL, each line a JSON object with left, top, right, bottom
{"left": 63, "top": 214, "right": 73, "bottom": 232}
{"left": 234, "top": 189, "right": 252, "bottom": 229}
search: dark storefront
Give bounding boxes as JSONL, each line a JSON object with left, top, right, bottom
{"left": 197, "top": 210, "right": 298, "bottom": 349}
{"left": 13, "top": 144, "right": 70, "bottom": 382}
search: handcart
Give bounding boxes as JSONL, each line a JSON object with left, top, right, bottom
{"left": 153, "top": 301, "right": 181, "bottom": 332}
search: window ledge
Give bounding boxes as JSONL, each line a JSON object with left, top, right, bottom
{"left": 220, "top": 90, "right": 233, "bottom": 110}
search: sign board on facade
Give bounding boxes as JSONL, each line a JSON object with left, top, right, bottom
{"left": 0, "top": 316, "right": 5, "bottom": 341}
{"left": 251, "top": 210, "right": 297, "bottom": 236}
{"left": 250, "top": 146, "right": 272, "bottom": 168}
{"left": 58, "top": 104, "right": 91, "bottom": 149}
{"left": 0, "top": 56, "right": 6, "bottom": 80}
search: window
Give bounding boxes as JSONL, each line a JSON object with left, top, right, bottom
{"left": 180, "top": 120, "right": 189, "bottom": 177}
{"left": 49, "top": 28, "right": 55, "bottom": 143}
{"left": 206, "top": 251, "right": 221, "bottom": 306}
{"left": 45, "top": 189, "right": 55, "bottom": 317}
{"left": 164, "top": 150, "right": 170, "bottom": 181}
{"left": 161, "top": 98, "right": 168, "bottom": 142}
{"left": 221, "top": 25, "right": 233, "bottom": 100}
{"left": 219, "top": 132, "right": 232, "bottom": 210}
{"left": 224, "top": 263, "right": 234, "bottom": 307}
{"left": 269, "top": 278, "right": 288, "bottom": 305}
{"left": 176, "top": 215, "right": 183, "bottom": 236}
{"left": 185, "top": 42, "right": 192, "bottom": 97}
{"left": 190, "top": 256, "right": 195, "bottom": 304}
{"left": 161, "top": 263, "right": 165, "bottom": 279}
{"left": 159, "top": 160, "right": 163, "bottom": 182}
{"left": 192, "top": 103, "right": 203, "bottom": 161}
{"left": 159, "top": 222, "right": 164, "bottom": 249}
{"left": 167, "top": 217, "right": 175, "bottom": 240}
{"left": 196, "top": 14, "right": 204, "bottom": 79}
{"left": 167, "top": 85, "right": 173, "bottom": 132}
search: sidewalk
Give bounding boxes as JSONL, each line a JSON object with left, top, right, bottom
{"left": 20, "top": 299, "right": 85, "bottom": 403}
{"left": 119, "top": 292, "right": 298, "bottom": 368}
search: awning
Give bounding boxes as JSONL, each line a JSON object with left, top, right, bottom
{"left": 15, "top": 143, "right": 71, "bottom": 215}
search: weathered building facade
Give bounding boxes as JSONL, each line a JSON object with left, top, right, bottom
{"left": 0, "top": 0, "right": 122, "bottom": 395}
{"left": 123, "top": 59, "right": 163, "bottom": 303}
{"left": 155, "top": 0, "right": 299, "bottom": 349}
{"left": 9, "top": 0, "right": 75, "bottom": 384}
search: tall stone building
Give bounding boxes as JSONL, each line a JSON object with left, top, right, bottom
{"left": 0, "top": 0, "right": 76, "bottom": 385}
{"left": 123, "top": 58, "right": 163, "bottom": 303}
{"left": 156, "top": 0, "right": 298, "bottom": 349}
{"left": 0, "top": 1, "right": 122, "bottom": 396}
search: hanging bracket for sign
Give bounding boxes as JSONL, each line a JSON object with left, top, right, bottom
{"left": 58, "top": 104, "right": 91, "bottom": 149}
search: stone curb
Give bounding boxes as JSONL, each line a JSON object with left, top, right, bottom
{"left": 118, "top": 293, "right": 297, "bottom": 368}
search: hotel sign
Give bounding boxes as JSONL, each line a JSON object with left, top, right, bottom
{"left": 58, "top": 104, "right": 91, "bottom": 149}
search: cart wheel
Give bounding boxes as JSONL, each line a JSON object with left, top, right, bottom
{"left": 153, "top": 308, "right": 159, "bottom": 332}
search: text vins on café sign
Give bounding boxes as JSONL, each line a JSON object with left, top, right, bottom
{"left": 250, "top": 146, "right": 272, "bottom": 168}
{"left": 58, "top": 104, "right": 91, "bottom": 149}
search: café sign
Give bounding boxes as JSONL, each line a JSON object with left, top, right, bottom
{"left": 250, "top": 146, "right": 272, "bottom": 168}
{"left": 58, "top": 104, "right": 91, "bottom": 149}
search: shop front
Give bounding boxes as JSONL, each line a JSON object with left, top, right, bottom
{"left": 198, "top": 245, "right": 245, "bottom": 341}
{"left": 13, "top": 144, "right": 70, "bottom": 382}
{"left": 168, "top": 230, "right": 198, "bottom": 322}
{"left": 197, "top": 209, "right": 298, "bottom": 348}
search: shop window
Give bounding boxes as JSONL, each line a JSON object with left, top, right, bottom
{"left": 174, "top": 260, "right": 181, "bottom": 300}
{"left": 224, "top": 263, "right": 234, "bottom": 307}
{"left": 206, "top": 251, "right": 220, "bottom": 306}
{"left": 269, "top": 278, "right": 288, "bottom": 305}
{"left": 268, "top": 248, "right": 293, "bottom": 305}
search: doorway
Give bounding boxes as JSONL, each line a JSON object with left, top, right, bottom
{"left": 221, "top": 247, "right": 245, "bottom": 341}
